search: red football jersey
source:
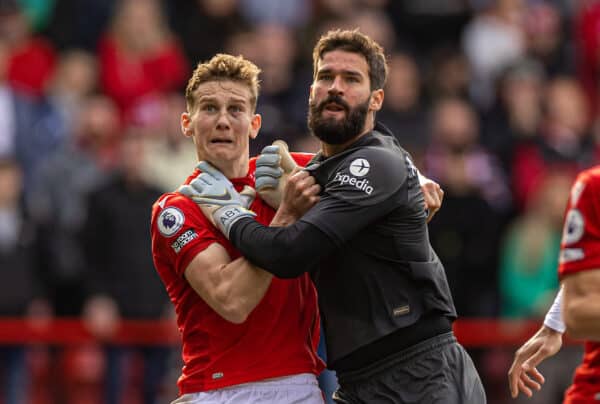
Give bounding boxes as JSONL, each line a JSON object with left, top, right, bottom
{"left": 558, "top": 165, "right": 600, "bottom": 402}
{"left": 150, "top": 153, "right": 323, "bottom": 394}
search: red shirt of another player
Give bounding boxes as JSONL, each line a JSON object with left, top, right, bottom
{"left": 150, "top": 153, "right": 323, "bottom": 394}
{"left": 558, "top": 165, "right": 600, "bottom": 403}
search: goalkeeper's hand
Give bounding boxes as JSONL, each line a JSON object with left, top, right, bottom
{"left": 178, "top": 161, "right": 256, "bottom": 238}
{"left": 255, "top": 140, "right": 298, "bottom": 209}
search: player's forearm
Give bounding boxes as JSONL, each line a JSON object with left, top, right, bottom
{"left": 217, "top": 258, "right": 273, "bottom": 322}
{"left": 229, "top": 217, "right": 335, "bottom": 278}
{"left": 185, "top": 244, "right": 273, "bottom": 324}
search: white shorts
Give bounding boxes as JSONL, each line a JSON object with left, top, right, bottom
{"left": 171, "top": 373, "right": 324, "bottom": 404}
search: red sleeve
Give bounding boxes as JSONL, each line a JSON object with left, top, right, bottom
{"left": 151, "top": 193, "right": 234, "bottom": 277}
{"left": 290, "top": 152, "right": 315, "bottom": 168}
{"left": 559, "top": 167, "right": 600, "bottom": 279}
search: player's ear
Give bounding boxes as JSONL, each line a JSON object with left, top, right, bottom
{"left": 181, "top": 112, "right": 193, "bottom": 138}
{"left": 369, "top": 89, "right": 384, "bottom": 112}
{"left": 249, "top": 113, "right": 261, "bottom": 140}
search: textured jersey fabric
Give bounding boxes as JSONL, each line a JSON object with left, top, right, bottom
{"left": 150, "top": 153, "right": 323, "bottom": 394}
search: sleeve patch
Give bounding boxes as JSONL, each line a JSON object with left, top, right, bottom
{"left": 157, "top": 207, "right": 185, "bottom": 237}
{"left": 171, "top": 229, "right": 199, "bottom": 253}
{"left": 349, "top": 158, "right": 371, "bottom": 177}
{"left": 562, "top": 209, "right": 585, "bottom": 245}
{"left": 559, "top": 248, "right": 585, "bottom": 264}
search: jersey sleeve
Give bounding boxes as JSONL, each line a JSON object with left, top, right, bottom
{"left": 301, "top": 147, "right": 412, "bottom": 246}
{"left": 151, "top": 193, "right": 232, "bottom": 277}
{"left": 558, "top": 170, "right": 600, "bottom": 279}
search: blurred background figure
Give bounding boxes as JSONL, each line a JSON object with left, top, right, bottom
{"left": 98, "top": 0, "right": 188, "bottom": 123}
{"left": 27, "top": 94, "right": 120, "bottom": 317}
{"left": 0, "top": 157, "right": 50, "bottom": 404}
{"left": 379, "top": 51, "right": 428, "bottom": 164}
{"left": 0, "top": 0, "right": 56, "bottom": 98}
{"left": 425, "top": 97, "right": 510, "bottom": 319}
{"left": 511, "top": 76, "right": 597, "bottom": 210}
{"left": 82, "top": 131, "right": 171, "bottom": 404}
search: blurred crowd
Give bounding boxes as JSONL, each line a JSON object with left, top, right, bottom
{"left": 0, "top": 0, "right": 598, "bottom": 403}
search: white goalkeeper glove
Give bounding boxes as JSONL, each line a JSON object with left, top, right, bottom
{"left": 178, "top": 161, "right": 256, "bottom": 238}
{"left": 255, "top": 140, "right": 297, "bottom": 209}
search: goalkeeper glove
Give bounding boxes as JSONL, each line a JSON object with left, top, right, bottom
{"left": 255, "top": 140, "right": 297, "bottom": 209}
{"left": 178, "top": 161, "right": 256, "bottom": 238}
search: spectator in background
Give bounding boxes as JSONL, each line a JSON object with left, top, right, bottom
{"left": 511, "top": 76, "right": 598, "bottom": 210}
{"left": 47, "top": 49, "right": 98, "bottom": 138}
{"left": 82, "top": 132, "right": 170, "bottom": 404}
{"left": 228, "top": 24, "right": 309, "bottom": 155}
{"left": 98, "top": 0, "right": 188, "bottom": 122}
{"left": 523, "top": 2, "right": 573, "bottom": 77}
{"left": 499, "top": 169, "right": 572, "bottom": 319}
{"left": 27, "top": 95, "right": 119, "bottom": 316}
{"left": 140, "top": 94, "right": 199, "bottom": 192}
{"left": 239, "top": 0, "right": 311, "bottom": 28}
{"left": 0, "top": 158, "right": 51, "bottom": 404}
{"left": 168, "top": 0, "right": 247, "bottom": 66}
{"left": 482, "top": 57, "right": 546, "bottom": 174}
{"left": 425, "top": 46, "right": 471, "bottom": 103}
{"left": 0, "top": 37, "right": 31, "bottom": 159}
{"left": 0, "top": 0, "right": 55, "bottom": 98}
{"left": 378, "top": 51, "right": 429, "bottom": 164}
{"left": 16, "top": 49, "right": 99, "bottom": 192}
{"left": 425, "top": 97, "right": 509, "bottom": 317}
{"left": 0, "top": 35, "right": 63, "bottom": 192}
{"left": 462, "top": 0, "right": 526, "bottom": 109}
{"left": 45, "top": 0, "right": 117, "bottom": 51}
{"left": 575, "top": 0, "right": 600, "bottom": 116}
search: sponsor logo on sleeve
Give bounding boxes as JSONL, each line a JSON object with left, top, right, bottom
{"left": 562, "top": 209, "right": 585, "bottom": 245}
{"left": 171, "top": 229, "right": 198, "bottom": 253}
{"left": 333, "top": 171, "right": 373, "bottom": 194}
{"left": 349, "top": 158, "right": 370, "bottom": 177}
{"left": 559, "top": 248, "right": 585, "bottom": 264}
{"left": 157, "top": 207, "right": 185, "bottom": 237}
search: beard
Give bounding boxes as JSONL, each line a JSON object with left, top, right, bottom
{"left": 307, "top": 94, "right": 370, "bottom": 145}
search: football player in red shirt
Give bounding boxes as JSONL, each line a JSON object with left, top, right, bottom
{"left": 150, "top": 54, "right": 325, "bottom": 403}
{"left": 509, "top": 166, "right": 600, "bottom": 403}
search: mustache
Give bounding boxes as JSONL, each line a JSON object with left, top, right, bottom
{"left": 316, "top": 94, "right": 350, "bottom": 113}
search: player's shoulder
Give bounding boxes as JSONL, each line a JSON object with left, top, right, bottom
{"left": 325, "top": 145, "right": 408, "bottom": 205}
{"left": 151, "top": 192, "right": 199, "bottom": 236}
{"left": 577, "top": 165, "right": 600, "bottom": 186}
{"left": 569, "top": 165, "right": 600, "bottom": 206}
{"left": 338, "top": 144, "right": 410, "bottom": 187}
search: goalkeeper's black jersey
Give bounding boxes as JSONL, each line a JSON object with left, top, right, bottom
{"left": 231, "top": 123, "right": 457, "bottom": 369}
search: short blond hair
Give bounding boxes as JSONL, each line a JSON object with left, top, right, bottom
{"left": 185, "top": 54, "right": 261, "bottom": 112}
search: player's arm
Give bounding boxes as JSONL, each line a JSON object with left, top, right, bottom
{"left": 562, "top": 268, "right": 600, "bottom": 340}
{"left": 184, "top": 243, "right": 272, "bottom": 324}
{"left": 508, "top": 288, "right": 564, "bottom": 398}
{"left": 257, "top": 140, "right": 443, "bottom": 219}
